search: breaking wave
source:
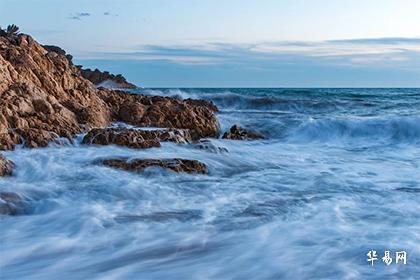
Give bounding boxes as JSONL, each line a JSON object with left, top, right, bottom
{"left": 286, "top": 116, "right": 420, "bottom": 144}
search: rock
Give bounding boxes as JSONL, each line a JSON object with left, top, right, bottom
{"left": 80, "top": 68, "right": 137, "bottom": 89}
{"left": 0, "top": 155, "right": 14, "bottom": 176}
{"left": 82, "top": 127, "right": 193, "bottom": 149}
{"left": 42, "top": 44, "right": 73, "bottom": 64}
{"left": 99, "top": 158, "right": 208, "bottom": 174}
{"left": 82, "top": 128, "right": 160, "bottom": 149}
{"left": 100, "top": 90, "right": 220, "bottom": 139}
{"left": 0, "top": 192, "right": 25, "bottom": 215}
{"left": 222, "top": 125, "right": 265, "bottom": 140}
{"left": 0, "top": 33, "right": 220, "bottom": 150}
{"left": 0, "top": 35, "right": 112, "bottom": 149}
{"left": 195, "top": 139, "right": 228, "bottom": 153}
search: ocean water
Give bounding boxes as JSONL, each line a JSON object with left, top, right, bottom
{"left": 1, "top": 88, "right": 419, "bottom": 279}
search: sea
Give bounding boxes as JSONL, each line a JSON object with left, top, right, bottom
{"left": 1, "top": 88, "right": 419, "bottom": 279}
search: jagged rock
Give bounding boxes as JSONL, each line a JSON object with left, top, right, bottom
{"left": 0, "top": 192, "right": 25, "bottom": 215}
{"left": 99, "top": 158, "right": 208, "bottom": 174}
{"left": 100, "top": 90, "right": 220, "bottom": 139}
{"left": 82, "top": 127, "right": 193, "bottom": 149}
{"left": 222, "top": 125, "right": 265, "bottom": 140}
{"left": 0, "top": 35, "right": 112, "bottom": 149}
{"left": 0, "top": 34, "right": 220, "bottom": 150}
{"left": 82, "top": 128, "right": 160, "bottom": 149}
{"left": 80, "top": 68, "right": 137, "bottom": 89}
{"left": 0, "top": 155, "right": 14, "bottom": 176}
{"left": 42, "top": 45, "right": 73, "bottom": 64}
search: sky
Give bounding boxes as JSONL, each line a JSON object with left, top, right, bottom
{"left": 1, "top": 0, "right": 420, "bottom": 87}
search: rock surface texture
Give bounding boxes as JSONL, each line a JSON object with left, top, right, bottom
{"left": 100, "top": 158, "right": 208, "bottom": 174}
{"left": 82, "top": 127, "right": 194, "bottom": 149}
{"left": 222, "top": 125, "right": 265, "bottom": 140}
{"left": 0, "top": 34, "right": 219, "bottom": 151}
{"left": 0, "top": 155, "right": 14, "bottom": 176}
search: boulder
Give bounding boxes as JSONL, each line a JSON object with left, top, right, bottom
{"left": 100, "top": 90, "right": 220, "bottom": 139}
{"left": 0, "top": 155, "right": 14, "bottom": 176}
{"left": 99, "top": 158, "right": 208, "bottom": 174}
{"left": 222, "top": 125, "right": 265, "bottom": 140}
{"left": 82, "top": 127, "right": 194, "bottom": 149}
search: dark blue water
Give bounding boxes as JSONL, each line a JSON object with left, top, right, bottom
{"left": 1, "top": 88, "right": 419, "bottom": 279}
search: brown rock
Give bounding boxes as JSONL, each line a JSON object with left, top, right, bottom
{"left": 0, "top": 154, "right": 14, "bottom": 176}
{"left": 222, "top": 125, "right": 265, "bottom": 140}
{"left": 82, "top": 128, "right": 161, "bottom": 149}
{"left": 0, "top": 33, "right": 220, "bottom": 150}
{"left": 100, "top": 90, "right": 220, "bottom": 139}
{"left": 82, "top": 127, "right": 194, "bottom": 149}
{"left": 100, "top": 158, "right": 208, "bottom": 174}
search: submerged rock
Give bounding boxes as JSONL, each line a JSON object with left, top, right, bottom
{"left": 115, "top": 210, "right": 203, "bottom": 223}
{"left": 0, "top": 192, "right": 23, "bottom": 215}
{"left": 82, "top": 127, "right": 194, "bottom": 149}
{"left": 196, "top": 139, "right": 228, "bottom": 153}
{"left": 99, "top": 158, "right": 208, "bottom": 174}
{"left": 222, "top": 125, "right": 265, "bottom": 140}
{"left": 0, "top": 155, "right": 14, "bottom": 176}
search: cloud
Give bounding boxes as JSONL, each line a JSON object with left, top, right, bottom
{"left": 77, "top": 37, "right": 420, "bottom": 72}
{"left": 68, "top": 12, "right": 91, "bottom": 20}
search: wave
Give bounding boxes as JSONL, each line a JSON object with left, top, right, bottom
{"left": 286, "top": 116, "right": 420, "bottom": 144}
{"left": 140, "top": 88, "right": 346, "bottom": 112}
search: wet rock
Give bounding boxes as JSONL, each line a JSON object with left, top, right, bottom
{"left": 82, "top": 127, "right": 194, "bottom": 149}
{"left": 196, "top": 139, "right": 228, "bottom": 153}
{"left": 82, "top": 128, "right": 161, "bottom": 149}
{"left": 100, "top": 158, "right": 208, "bottom": 174}
{"left": 0, "top": 155, "right": 14, "bottom": 176}
{"left": 222, "top": 125, "right": 265, "bottom": 140}
{"left": 0, "top": 192, "right": 24, "bottom": 215}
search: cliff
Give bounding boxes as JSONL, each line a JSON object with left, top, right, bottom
{"left": 0, "top": 33, "right": 219, "bottom": 153}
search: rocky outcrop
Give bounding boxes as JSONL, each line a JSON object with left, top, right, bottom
{"left": 0, "top": 34, "right": 112, "bottom": 150}
{"left": 42, "top": 45, "right": 73, "bottom": 64}
{"left": 99, "top": 158, "right": 208, "bottom": 174}
{"left": 0, "top": 155, "right": 14, "bottom": 176}
{"left": 43, "top": 45, "right": 136, "bottom": 89}
{"left": 222, "top": 125, "right": 265, "bottom": 140}
{"left": 82, "top": 127, "right": 193, "bottom": 149}
{"left": 100, "top": 91, "right": 220, "bottom": 139}
{"left": 0, "top": 34, "right": 220, "bottom": 151}
{"left": 80, "top": 68, "right": 137, "bottom": 89}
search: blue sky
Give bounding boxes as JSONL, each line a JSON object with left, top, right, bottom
{"left": 1, "top": 0, "right": 420, "bottom": 87}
